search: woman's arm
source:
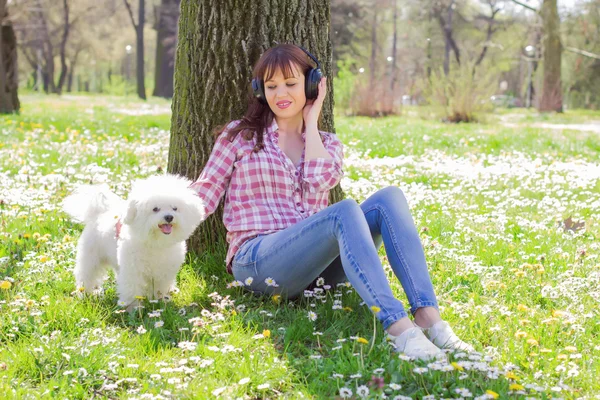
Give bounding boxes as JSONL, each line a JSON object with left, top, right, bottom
{"left": 301, "top": 77, "right": 344, "bottom": 192}
{"left": 189, "top": 122, "right": 238, "bottom": 219}
{"left": 302, "top": 134, "right": 344, "bottom": 192}
{"left": 304, "top": 77, "right": 331, "bottom": 162}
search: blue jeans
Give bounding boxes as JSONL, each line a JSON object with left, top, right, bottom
{"left": 231, "top": 186, "right": 439, "bottom": 329}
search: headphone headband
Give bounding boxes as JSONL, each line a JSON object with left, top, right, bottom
{"left": 296, "top": 45, "right": 321, "bottom": 70}
{"left": 251, "top": 43, "right": 323, "bottom": 104}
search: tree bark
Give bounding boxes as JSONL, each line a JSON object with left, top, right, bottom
{"left": 136, "top": 0, "right": 146, "bottom": 99}
{"left": 66, "top": 46, "right": 81, "bottom": 92}
{"left": 436, "top": 1, "right": 461, "bottom": 75}
{"left": 35, "top": 0, "right": 57, "bottom": 94}
{"left": 0, "top": 0, "right": 20, "bottom": 114}
{"left": 153, "top": 0, "right": 180, "bottom": 98}
{"left": 56, "top": 0, "right": 71, "bottom": 94}
{"left": 369, "top": 5, "right": 377, "bottom": 88}
{"left": 169, "top": 0, "right": 342, "bottom": 254}
{"left": 539, "top": 0, "right": 562, "bottom": 112}
{"left": 390, "top": 0, "right": 397, "bottom": 94}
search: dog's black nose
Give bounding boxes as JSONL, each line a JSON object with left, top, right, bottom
{"left": 164, "top": 215, "right": 174, "bottom": 223}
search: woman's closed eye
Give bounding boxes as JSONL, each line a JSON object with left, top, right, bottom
{"left": 267, "top": 83, "right": 297, "bottom": 89}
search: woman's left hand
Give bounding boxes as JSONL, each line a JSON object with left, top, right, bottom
{"left": 303, "top": 77, "right": 327, "bottom": 125}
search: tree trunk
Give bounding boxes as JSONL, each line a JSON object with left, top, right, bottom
{"left": 169, "top": 0, "right": 342, "bottom": 254}
{"left": 153, "top": 0, "right": 179, "bottom": 98}
{"left": 0, "top": 0, "right": 20, "bottom": 114}
{"left": 539, "top": 0, "right": 562, "bottom": 112}
{"left": 66, "top": 48, "right": 81, "bottom": 92}
{"left": 56, "top": 0, "right": 71, "bottom": 94}
{"left": 136, "top": 0, "right": 146, "bottom": 99}
{"left": 35, "top": 0, "right": 57, "bottom": 93}
{"left": 390, "top": 0, "right": 398, "bottom": 113}
{"left": 437, "top": 0, "right": 460, "bottom": 75}
{"left": 369, "top": 6, "right": 377, "bottom": 88}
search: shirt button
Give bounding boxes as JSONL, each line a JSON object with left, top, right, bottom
{"left": 300, "top": 210, "right": 305, "bottom": 213}
{"left": 294, "top": 171, "right": 299, "bottom": 176}
{"left": 296, "top": 202, "right": 301, "bottom": 207}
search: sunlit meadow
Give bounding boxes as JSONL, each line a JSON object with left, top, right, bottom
{"left": 1, "top": 94, "right": 599, "bottom": 399}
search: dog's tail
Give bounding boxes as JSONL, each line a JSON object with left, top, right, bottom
{"left": 62, "top": 184, "right": 124, "bottom": 224}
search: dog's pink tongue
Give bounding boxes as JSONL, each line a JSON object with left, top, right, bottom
{"left": 159, "top": 224, "right": 173, "bottom": 234}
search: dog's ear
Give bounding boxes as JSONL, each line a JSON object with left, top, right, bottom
{"left": 123, "top": 199, "right": 138, "bottom": 225}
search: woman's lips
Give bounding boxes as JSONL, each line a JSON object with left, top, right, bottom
{"left": 276, "top": 101, "right": 291, "bottom": 109}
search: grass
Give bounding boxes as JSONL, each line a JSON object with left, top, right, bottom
{"left": 1, "top": 94, "right": 599, "bottom": 399}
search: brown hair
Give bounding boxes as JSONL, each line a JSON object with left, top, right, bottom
{"left": 213, "top": 44, "right": 317, "bottom": 152}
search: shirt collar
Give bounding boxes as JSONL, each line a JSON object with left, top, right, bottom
{"left": 268, "top": 118, "right": 307, "bottom": 142}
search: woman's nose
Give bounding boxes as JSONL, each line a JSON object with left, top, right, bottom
{"left": 276, "top": 86, "right": 288, "bottom": 97}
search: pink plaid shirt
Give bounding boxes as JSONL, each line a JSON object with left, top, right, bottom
{"left": 190, "top": 118, "right": 344, "bottom": 273}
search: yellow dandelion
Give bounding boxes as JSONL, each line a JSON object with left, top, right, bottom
{"left": 485, "top": 280, "right": 498, "bottom": 289}
{"left": 485, "top": 390, "right": 499, "bottom": 399}
{"left": 519, "top": 319, "right": 530, "bottom": 326}
{"left": 451, "top": 362, "right": 464, "bottom": 371}
{"left": 516, "top": 304, "right": 529, "bottom": 312}
{"left": 557, "top": 354, "right": 568, "bottom": 360}
{"left": 552, "top": 310, "right": 567, "bottom": 318}
{"left": 272, "top": 294, "right": 281, "bottom": 304}
{"left": 23, "top": 233, "right": 31, "bottom": 239}
{"left": 514, "top": 270, "right": 525, "bottom": 277}
{"left": 514, "top": 330, "right": 528, "bottom": 339}
{"left": 40, "top": 256, "right": 49, "bottom": 263}
{"left": 540, "top": 348, "right": 552, "bottom": 353}
{"left": 536, "top": 266, "right": 545, "bottom": 274}
{"left": 505, "top": 371, "right": 518, "bottom": 380}
{"left": 343, "top": 306, "right": 353, "bottom": 312}
{"left": 0, "top": 281, "right": 12, "bottom": 290}
{"left": 370, "top": 306, "right": 381, "bottom": 314}
{"left": 509, "top": 383, "right": 525, "bottom": 391}
{"left": 564, "top": 346, "right": 577, "bottom": 353}
{"left": 357, "top": 337, "right": 369, "bottom": 345}
{"left": 262, "top": 330, "right": 270, "bottom": 338}
{"left": 134, "top": 296, "right": 146, "bottom": 300}
{"left": 526, "top": 338, "right": 539, "bottom": 346}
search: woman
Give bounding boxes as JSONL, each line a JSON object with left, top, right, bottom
{"left": 191, "top": 44, "right": 473, "bottom": 360}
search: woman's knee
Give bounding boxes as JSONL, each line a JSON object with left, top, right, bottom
{"left": 334, "top": 198, "right": 363, "bottom": 219}
{"left": 377, "top": 186, "right": 408, "bottom": 207}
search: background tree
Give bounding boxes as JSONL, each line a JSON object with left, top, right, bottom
{"left": 152, "top": 0, "right": 179, "bottom": 98}
{"left": 168, "top": 0, "right": 343, "bottom": 253}
{"left": 0, "top": 0, "right": 20, "bottom": 113}
{"left": 122, "top": 0, "right": 146, "bottom": 99}
{"left": 539, "top": 0, "right": 561, "bottom": 111}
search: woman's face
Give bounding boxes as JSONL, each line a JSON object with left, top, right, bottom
{"left": 264, "top": 63, "right": 306, "bottom": 120}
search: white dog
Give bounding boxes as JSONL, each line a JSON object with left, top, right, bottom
{"left": 62, "top": 174, "right": 205, "bottom": 308}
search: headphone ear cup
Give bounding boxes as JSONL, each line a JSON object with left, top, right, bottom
{"left": 251, "top": 78, "right": 267, "bottom": 104}
{"left": 305, "top": 68, "right": 323, "bottom": 100}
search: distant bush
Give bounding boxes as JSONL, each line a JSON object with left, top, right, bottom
{"left": 333, "top": 58, "right": 401, "bottom": 117}
{"left": 420, "top": 61, "right": 497, "bottom": 123}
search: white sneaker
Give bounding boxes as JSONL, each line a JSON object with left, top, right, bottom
{"left": 387, "top": 327, "right": 445, "bottom": 361}
{"left": 423, "top": 321, "right": 475, "bottom": 352}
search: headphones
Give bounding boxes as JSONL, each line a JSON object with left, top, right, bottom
{"left": 251, "top": 45, "right": 323, "bottom": 105}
